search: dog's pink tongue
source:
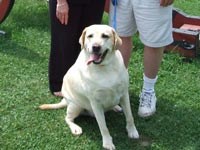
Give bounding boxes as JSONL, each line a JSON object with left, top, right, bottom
{"left": 87, "top": 54, "right": 99, "bottom": 65}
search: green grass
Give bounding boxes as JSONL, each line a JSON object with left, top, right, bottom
{"left": 0, "top": 0, "right": 200, "bottom": 149}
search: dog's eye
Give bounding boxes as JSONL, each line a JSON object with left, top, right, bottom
{"left": 102, "top": 34, "right": 109, "bottom": 39}
{"left": 87, "top": 34, "right": 93, "bottom": 38}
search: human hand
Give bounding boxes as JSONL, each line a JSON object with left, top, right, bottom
{"left": 160, "top": 0, "right": 174, "bottom": 7}
{"left": 56, "top": 1, "right": 69, "bottom": 25}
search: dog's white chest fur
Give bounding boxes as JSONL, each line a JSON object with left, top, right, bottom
{"left": 62, "top": 50, "right": 128, "bottom": 112}
{"left": 40, "top": 25, "right": 139, "bottom": 150}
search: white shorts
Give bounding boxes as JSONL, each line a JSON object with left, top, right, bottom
{"left": 109, "top": 0, "right": 173, "bottom": 47}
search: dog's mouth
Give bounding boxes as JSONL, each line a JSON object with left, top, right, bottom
{"left": 87, "top": 49, "right": 108, "bottom": 65}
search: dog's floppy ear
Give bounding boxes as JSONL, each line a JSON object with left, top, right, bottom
{"left": 79, "top": 27, "right": 87, "bottom": 49}
{"left": 112, "top": 29, "right": 122, "bottom": 49}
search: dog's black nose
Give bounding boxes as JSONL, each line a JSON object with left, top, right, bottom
{"left": 92, "top": 45, "right": 101, "bottom": 53}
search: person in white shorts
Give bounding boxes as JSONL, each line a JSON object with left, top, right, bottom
{"left": 109, "top": 0, "right": 174, "bottom": 117}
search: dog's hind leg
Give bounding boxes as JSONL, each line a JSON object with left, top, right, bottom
{"left": 65, "top": 103, "right": 83, "bottom": 135}
{"left": 39, "top": 98, "right": 67, "bottom": 110}
{"left": 112, "top": 105, "right": 123, "bottom": 112}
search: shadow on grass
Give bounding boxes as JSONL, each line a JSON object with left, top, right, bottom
{"left": 0, "top": 1, "right": 50, "bottom": 62}
{"left": 71, "top": 92, "right": 200, "bottom": 150}
{"left": 0, "top": 34, "right": 45, "bottom": 62}
{"left": 7, "top": 90, "right": 198, "bottom": 150}
{"left": 130, "top": 92, "right": 200, "bottom": 150}
{"left": 11, "top": 1, "right": 50, "bottom": 31}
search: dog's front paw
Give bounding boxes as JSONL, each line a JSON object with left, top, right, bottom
{"left": 103, "top": 136, "right": 115, "bottom": 150}
{"left": 70, "top": 124, "right": 82, "bottom": 135}
{"left": 127, "top": 126, "right": 139, "bottom": 139}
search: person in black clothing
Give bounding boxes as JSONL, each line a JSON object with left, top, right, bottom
{"left": 48, "top": 0, "right": 106, "bottom": 96}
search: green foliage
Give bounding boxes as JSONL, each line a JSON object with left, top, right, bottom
{"left": 0, "top": 0, "right": 200, "bottom": 149}
{"left": 174, "top": 0, "right": 200, "bottom": 15}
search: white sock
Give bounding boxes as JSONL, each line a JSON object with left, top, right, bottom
{"left": 142, "top": 74, "right": 158, "bottom": 93}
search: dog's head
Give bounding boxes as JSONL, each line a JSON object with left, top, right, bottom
{"left": 79, "top": 24, "right": 122, "bottom": 65}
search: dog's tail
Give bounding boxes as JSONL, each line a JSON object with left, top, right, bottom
{"left": 39, "top": 98, "right": 67, "bottom": 110}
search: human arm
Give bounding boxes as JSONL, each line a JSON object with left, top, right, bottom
{"left": 56, "top": 0, "right": 69, "bottom": 25}
{"left": 160, "top": 0, "right": 174, "bottom": 7}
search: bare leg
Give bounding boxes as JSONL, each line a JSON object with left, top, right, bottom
{"left": 138, "top": 46, "right": 164, "bottom": 117}
{"left": 143, "top": 46, "right": 164, "bottom": 78}
{"left": 119, "top": 36, "right": 133, "bottom": 68}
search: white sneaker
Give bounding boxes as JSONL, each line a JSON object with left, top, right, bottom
{"left": 138, "top": 91, "right": 157, "bottom": 117}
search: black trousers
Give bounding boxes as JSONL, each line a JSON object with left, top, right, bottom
{"left": 48, "top": 0, "right": 105, "bottom": 93}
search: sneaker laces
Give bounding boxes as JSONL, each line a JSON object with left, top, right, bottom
{"left": 139, "top": 92, "right": 154, "bottom": 108}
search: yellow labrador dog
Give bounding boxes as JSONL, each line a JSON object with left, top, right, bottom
{"left": 39, "top": 25, "right": 139, "bottom": 150}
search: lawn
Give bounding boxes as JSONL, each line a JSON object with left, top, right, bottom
{"left": 0, "top": 0, "right": 200, "bottom": 150}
